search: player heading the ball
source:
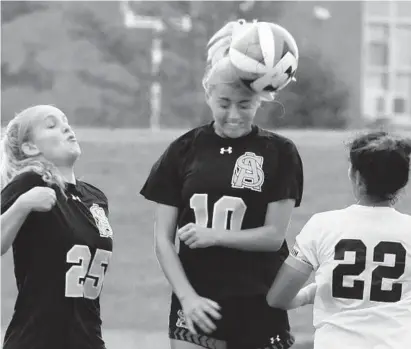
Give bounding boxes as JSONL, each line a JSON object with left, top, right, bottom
{"left": 141, "top": 19, "right": 302, "bottom": 349}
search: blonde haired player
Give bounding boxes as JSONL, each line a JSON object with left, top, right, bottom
{"left": 141, "top": 20, "right": 302, "bottom": 349}
{"left": 1, "top": 105, "right": 113, "bottom": 349}
{"left": 267, "top": 131, "right": 411, "bottom": 349}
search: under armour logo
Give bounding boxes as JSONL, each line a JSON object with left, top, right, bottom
{"left": 71, "top": 194, "right": 81, "bottom": 202}
{"left": 270, "top": 335, "right": 281, "bottom": 344}
{"left": 220, "top": 147, "right": 232, "bottom": 154}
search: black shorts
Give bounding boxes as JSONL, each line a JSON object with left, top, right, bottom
{"left": 169, "top": 294, "right": 295, "bottom": 349}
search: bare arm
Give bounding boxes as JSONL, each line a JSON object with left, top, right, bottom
{"left": 266, "top": 255, "right": 313, "bottom": 309}
{"left": 154, "top": 203, "right": 222, "bottom": 335}
{"left": 1, "top": 197, "right": 31, "bottom": 256}
{"left": 216, "top": 199, "right": 295, "bottom": 252}
{"left": 154, "top": 203, "right": 197, "bottom": 301}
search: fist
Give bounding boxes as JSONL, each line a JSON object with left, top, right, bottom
{"left": 177, "top": 223, "right": 219, "bottom": 249}
{"left": 19, "top": 187, "right": 57, "bottom": 212}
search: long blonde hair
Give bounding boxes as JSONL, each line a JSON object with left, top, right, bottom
{"left": 0, "top": 105, "right": 67, "bottom": 192}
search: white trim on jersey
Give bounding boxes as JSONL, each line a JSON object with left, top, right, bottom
{"left": 286, "top": 252, "right": 314, "bottom": 275}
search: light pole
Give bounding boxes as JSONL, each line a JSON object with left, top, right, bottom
{"left": 120, "top": 0, "right": 192, "bottom": 131}
{"left": 239, "top": 0, "right": 256, "bottom": 13}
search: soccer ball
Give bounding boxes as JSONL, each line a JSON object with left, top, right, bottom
{"left": 229, "top": 20, "right": 299, "bottom": 93}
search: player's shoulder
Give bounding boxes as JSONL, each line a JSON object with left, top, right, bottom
{"left": 172, "top": 124, "right": 211, "bottom": 145}
{"left": 394, "top": 209, "right": 411, "bottom": 220}
{"left": 255, "top": 127, "right": 299, "bottom": 151}
{"left": 308, "top": 208, "right": 352, "bottom": 226}
{"left": 393, "top": 209, "right": 411, "bottom": 225}
{"left": 298, "top": 209, "right": 353, "bottom": 248}
{"left": 77, "top": 180, "right": 108, "bottom": 204}
{"left": 2, "top": 171, "right": 46, "bottom": 193}
{"left": 1, "top": 171, "right": 47, "bottom": 213}
{"left": 164, "top": 124, "right": 211, "bottom": 156}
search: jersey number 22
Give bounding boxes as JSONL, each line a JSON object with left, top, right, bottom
{"left": 332, "top": 239, "right": 406, "bottom": 302}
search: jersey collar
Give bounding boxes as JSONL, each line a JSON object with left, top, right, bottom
{"left": 207, "top": 121, "right": 259, "bottom": 140}
{"left": 66, "top": 181, "right": 82, "bottom": 196}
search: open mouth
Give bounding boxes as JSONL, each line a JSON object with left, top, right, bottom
{"left": 67, "top": 135, "right": 77, "bottom": 142}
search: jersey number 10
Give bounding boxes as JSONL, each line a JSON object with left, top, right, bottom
{"left": 190, "top": 194, "right": 247, "bottom": 230}
{"left": 332, "top": 239, "right": 406, "bottom": 302}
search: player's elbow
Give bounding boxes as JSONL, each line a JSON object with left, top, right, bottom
{"left": 0, "top": 228, "right": 11, "bottom": 256}
{"left": 0, "top": 238, "right": 11, "bottom": 256}
{"left": 271, "top": 238, "right": 285, "bottom": 252}
{"left": 1, "top": 246, "right": 8, "bottom": 257}
{"left": 266, "top": 291, "right": 279, "bottom": 308}
{"left": 266, "top": 291, "right": 288, "bottom": 309}
{"left": 154, "top": 233, "right": 174, "bottom": 258}
{"left": 266, "top": 225, "right": 286, "bottom": 251}
{"left": 266, "top": 291, "right": 275, "bottom": 307}
{"left": 154, "top": 236, "right": 165, "bottom": 257}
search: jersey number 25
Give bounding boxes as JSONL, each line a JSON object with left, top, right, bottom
{"left": 332, "top": 239, "right": 406, "bottom": 303}
{"left": 65, "top": 245, "right": 112, "bottom": 300}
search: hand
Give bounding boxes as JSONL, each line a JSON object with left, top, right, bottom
{"left": 180, "top": 294, "right": 222, "bottom": 335}
{"left": 177, "top": 223, "right": 220, "bottom": 249}
{"left": 18, "top": 187, "right": 57, "bottom": 213}
{"left": 287, "top": 283, "right": 317, "bottom": 309}
{"left": 286, "top": 295, "right": 305, "bottom": 310}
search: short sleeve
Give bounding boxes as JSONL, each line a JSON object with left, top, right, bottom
{"left": 1, "top": 172, "right": 46, "bottom": 214}
{"left": 140, "top": 139, "right": 184, "bottom": 207}
{"left": 290, "top": 214, "right": 321, "bottom": 271}
{"left": 266, "top": 139, "right": 304, "bottom": 207}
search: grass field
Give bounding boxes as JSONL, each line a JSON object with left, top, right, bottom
{"left": 1, "top": 128, "right": 410, "bottom": 348}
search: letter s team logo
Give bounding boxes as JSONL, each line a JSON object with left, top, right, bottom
{"left": 176, "top": 310, "right": 189, "bottom": 329}
{"left": 231, "top": 152, "right": 265, "bottom": 192}
{"left": 90, "top": 203, "right": 113, "bottom": 238}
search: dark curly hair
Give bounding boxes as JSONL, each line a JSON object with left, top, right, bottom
{"left": 349, "top": 131, "right": 411, "bottom": 202}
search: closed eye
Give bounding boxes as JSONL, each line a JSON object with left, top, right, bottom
{"left": 239, "top": 103, "right": 253, "bottom": 110}
{"left": 44, "top": 115, "right": 57, "bottom": 128}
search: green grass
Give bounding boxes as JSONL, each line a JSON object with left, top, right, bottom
{"left": 1, "top": 129, "right": 410, "bottom": 348}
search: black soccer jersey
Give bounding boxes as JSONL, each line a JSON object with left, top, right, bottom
{"left": 141, "top": 122, "right": 303, "bottom": 300}
{"left": 1, "top": 172, "right": 113, "bottom": 349}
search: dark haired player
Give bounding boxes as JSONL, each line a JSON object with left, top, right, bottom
{"left": 267, "top": 131, "right": 411, "bottom": 349}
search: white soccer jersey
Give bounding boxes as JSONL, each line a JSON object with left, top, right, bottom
{"left": 290, "top": 205, "right": 411, "bottom": 349}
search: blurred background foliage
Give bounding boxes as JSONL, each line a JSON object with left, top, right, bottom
{"left": 1, "top": 1, "right": 350, "bottom": 129}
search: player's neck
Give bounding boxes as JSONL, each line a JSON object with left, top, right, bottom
{"left": 356, "top": 197, "right": 392, "bottom": 208}
{"left": 57, "top": 166, "right": 76, "bottom": 185}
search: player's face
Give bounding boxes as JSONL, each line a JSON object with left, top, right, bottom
{"left": 206, "top": 83, "right": 260, "bottom": 138}
{"left": 26, "top": 107, "right": 81, "bottom": 166}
